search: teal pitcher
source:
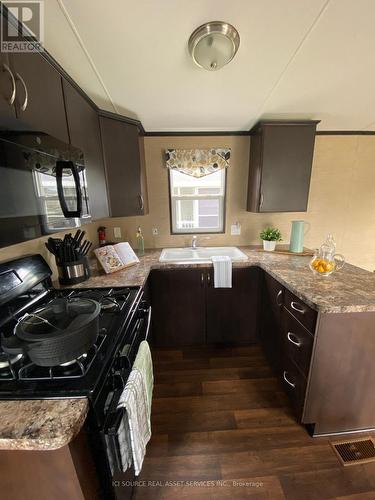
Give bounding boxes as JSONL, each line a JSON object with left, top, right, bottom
{"left": 289, "top": 220, "right": 309, "bottom": 253}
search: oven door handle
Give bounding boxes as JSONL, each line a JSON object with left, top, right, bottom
{"left": 104, "top": 405, "right": 126, "bottom": 474}
{"left": 55, "top": 160, "right": 82, "bottom": 218}
{"left": 144, "top": 305, "right": 152, "bottom": 341}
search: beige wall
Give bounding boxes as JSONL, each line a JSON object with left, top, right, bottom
{"left": 0, "top": 222, "right": 99, "bottom": 280}
{"left": 1, "top": 134, "right": 375, "bottom": 273}
{"left": 101, "top": 135, "right": 375, "bottom": 271}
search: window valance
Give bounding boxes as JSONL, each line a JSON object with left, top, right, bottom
{"left": 165, "top": 148, "right": 231, "bottom": 178}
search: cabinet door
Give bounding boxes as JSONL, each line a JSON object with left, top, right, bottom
{"left": 260, "top": 272, "right": 284, "bottom": 373}
{"left": 0, "top": 52, "right": 18, "bottom": 128}
{"left": 206, "top": 267, "right": 260, "bottom": 345}
{"left": 260, "top": 123, "right": 317, "bottom": 212}
{"left": 63, "top": 80, "right": 109, "bottom": 220}
{"left": 99, "top": 116, "right": 148, "bottom": 217}
{"left": 10, "top": 52, "right": 69, "bottom": 143}
{"left": 150, "top": 269, "right": 206, "bottom": 347}
{"left": 247, "top": 121, "right": 317, "bottom": 213}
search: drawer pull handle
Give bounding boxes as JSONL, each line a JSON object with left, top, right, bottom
{"left": 3, "top": 64, "right": 16, "bottom": 105}
{"left": 291, "top": 301, "right": 305, "bottom": 314}
{"left": 287, "top": 332, "right": 302, "bottom": 348}
{"left": 276, "top": 290, "right": 283, "bottom": 307}
{"left": 207, "top": 272, "right": 211, "bottom": 286}
{"left": 283, "top": 370, "right": 296, "bottom": 388}
{"left": 201, "top": 272, "right": 204, "bottom": 287}
{"left": 15, "top": 72, "right": 28, "bottom": 111}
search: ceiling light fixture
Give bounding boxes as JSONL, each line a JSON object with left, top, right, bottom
{"left": 188, "top": 21, "right": 240, "bottom": 71}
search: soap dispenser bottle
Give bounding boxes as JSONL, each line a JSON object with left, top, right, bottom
{"left": 136, "top": 226, "right": 145, "bottom": 256}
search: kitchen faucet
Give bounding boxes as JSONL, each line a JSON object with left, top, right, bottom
{"left": 191, "top": 235, "right": 198, "bottom": 248}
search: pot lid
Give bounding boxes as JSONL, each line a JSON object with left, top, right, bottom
{"left": 14, "top": 298, "right": 100, "bottom": 342}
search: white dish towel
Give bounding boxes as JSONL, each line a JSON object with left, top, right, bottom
{"left": 212, "top": 255, "right": 232, "bottom": 288}
{"left": 117, "top": 341, "right": 153, "bottom": 476}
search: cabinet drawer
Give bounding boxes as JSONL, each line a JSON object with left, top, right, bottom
{"left": 282, "top": 308, "right": 314, "bottom": 377}
{"left": 281, "top": 356, "right": 307, "bottom": 420}
{"left": 284, "top": 289, "right": 317, "bottom": 333}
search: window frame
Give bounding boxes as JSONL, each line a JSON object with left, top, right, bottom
{"left": 168, "top": 169, "right": 227, "bottom": 235}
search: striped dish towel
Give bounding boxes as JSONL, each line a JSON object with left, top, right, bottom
{"left": 118, "top": 341, "right": 153, "bottom": 475}
{"left": 211, "top": 255, "right": 232, "bottom": 288}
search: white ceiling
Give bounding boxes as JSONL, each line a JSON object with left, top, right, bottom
{"left": 44, "top": 0, "right": 375, "bottom": 131}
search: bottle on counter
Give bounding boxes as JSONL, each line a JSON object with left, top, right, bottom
{"left": 136, "top": 226, "right": 145, "bottom": 256}
{"left": 98, "top": 226, "right": 107, "bottom": 247}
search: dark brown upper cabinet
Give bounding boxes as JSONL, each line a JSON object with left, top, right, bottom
{"left": 9, "top": 52, "right": 69, "bottom": 143}
{"left": 247, "top": 120, "right": 319, "bottom": 213}
{"left": 0, "top": 51, "right": 69, "bottom": 143}
{"left": 99, "top": 114, "right": 148, "bottom": 217}
{"left": 63, "top": 80, "right": 109, "bottom": 220}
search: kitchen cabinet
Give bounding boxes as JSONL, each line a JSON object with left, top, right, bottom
{"left": 247, "top": 120, "right": 319, "bottom": 213}
{"left": 63, "top": 80, "right": 109, "bottom": 220}
{"left": 9, "top": 52, "right": 69, "bottom": 143}
{"left": 259, "top": 271, "right": 317, "bottom": 420}
{"left": 150, "top": 267, "right": 260, "bottom": 347}
{"left": 206, "top": 267, "right": 260, "bottom": 344}
{"left": 259, "top": 272, "right": 284, "bottom": 373}
{"left": 99, "top": 115, "right": 148, "bottom": 217}
{"left": 150, "top": 269, "right": 206, "bottom": 347}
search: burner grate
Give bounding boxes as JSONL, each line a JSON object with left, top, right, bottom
{"left": 18, "top": 332, "right": 106, "bottom": 381}
{"left": 331, "top": 437, "right": 375, "bottom": 466}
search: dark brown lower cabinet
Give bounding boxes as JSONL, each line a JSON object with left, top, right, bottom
{"left": 0, "top": 428, "right": 100, "bottom": 500}
{"left": 150, "top": 269, "right": 206, "bottom": 347}
{"left": 206, "top": 267, "right": 260, "bottom": 344}
{"left": 150, "top": 267, "right": 260, "bottom": 347}
{"left": 259, "top": 272, "right": 284, "bottom": 374}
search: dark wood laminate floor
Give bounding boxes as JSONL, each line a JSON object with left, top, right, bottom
{"left": 134, "top": 345, "right": 375, "bottom": 500}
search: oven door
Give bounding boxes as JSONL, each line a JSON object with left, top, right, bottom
{"left": 101, "top": 304, "right": 152, "bottom": 498}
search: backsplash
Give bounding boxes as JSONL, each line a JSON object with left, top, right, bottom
{"left": 101, "top": 134, "right": 375, "bottom": 272}
{"left": 0, "top": 222, "right": 100, "bottom": 280}
{"left": 2, "top": 134, "right": 375, "bottom": 273}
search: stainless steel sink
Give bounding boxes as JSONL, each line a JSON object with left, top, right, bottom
{"left": 159, "top": 246, "right": 248, "bottom": 263}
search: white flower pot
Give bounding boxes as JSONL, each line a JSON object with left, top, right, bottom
{"left": 263, "top": 240, "right": 276, "bottom": 251}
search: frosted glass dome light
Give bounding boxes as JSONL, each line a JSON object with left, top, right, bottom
{"left": 188, "top": 21, "right": 240, "bottom": 71}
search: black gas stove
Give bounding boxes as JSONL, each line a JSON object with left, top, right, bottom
{"left": 0, "top": 255, "right": 146, "bottom": 402}
{"left": 0, "top": 254, "right": 151, "bottom": 499}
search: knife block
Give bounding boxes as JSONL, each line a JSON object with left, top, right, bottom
{"left": 57, "top": 256, "right": 90, "bottom": 285}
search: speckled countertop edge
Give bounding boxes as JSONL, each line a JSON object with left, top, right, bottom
{"left": 60, "top": 246, "right": 375, "bottom": 314}
{"left": 0, "top": 398, "right": 88, "bottom": 451}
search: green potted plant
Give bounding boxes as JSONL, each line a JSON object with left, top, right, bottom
{"left": 260, "top": 227, "right": 282, "bottom": 251}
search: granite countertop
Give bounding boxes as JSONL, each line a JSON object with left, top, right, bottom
{"left": 4, "top": 245, "right": 375, "bottom": 452}
{"left": 65, "top": 246, "right": 375, "bottom": 314}
{"left": 0, "top": 398, "right": 88, "bottom": 451}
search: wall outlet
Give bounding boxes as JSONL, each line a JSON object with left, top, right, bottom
{"left": 231, "top": 222, "right": 241, "bottom": 236}
{"left": 152, "top": 227, "right": 159, "bottom": 236}
{"left": 113, "top": 227, "right": 122, "bottom": 239}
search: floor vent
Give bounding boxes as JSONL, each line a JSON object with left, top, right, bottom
{"left": 331, "top": 437, "right": 375, "bottom": 466}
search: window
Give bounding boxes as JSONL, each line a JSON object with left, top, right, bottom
{"left": 169, "top": 169, "right": 226, "bottom": 233}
